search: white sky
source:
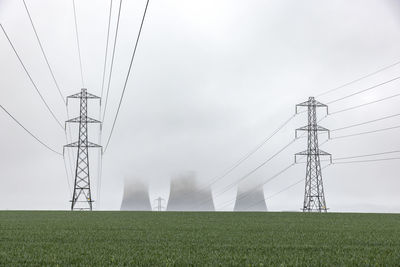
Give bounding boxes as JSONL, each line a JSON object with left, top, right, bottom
{"left": 0, "top": 0, "right": 399, "bottom": 212}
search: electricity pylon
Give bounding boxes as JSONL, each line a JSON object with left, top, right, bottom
{"left": 295, "top": 97, "right": 332, "bottom": 213}
{"left": 64, "top": 88, "right": 102, "bottom": 211}
{"left": 154, "top": 197, "right": 165, "bottom": 211}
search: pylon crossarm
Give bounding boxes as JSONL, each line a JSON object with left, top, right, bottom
{"left": 295, "top": 126, "right": 329, "bottom": 138}
{"left": 297, "top": 125, "right": 329, "bottom": 131}
{"left": 85, "top": 92, "right": 100, "bottom": 99}
{"left": 295, "top": 152, "right": 308, "bottom": 163}
{"left": 296, "top": 98, "right": 327, "bottom": 108}
{"left": 67, "top": 90, "right": 100, "bottom": 100}
{"left": 317, "top": 150, "right": 332, "bottom": 158}
{"left": 296, "top": 150, "right": 331, "bottom": 157}
{"left": 64, "top": 141, "right": 79, "bottom": 148}
{"left": 67, "top": 91, "right": 83, "bottom": 99}
{"left": 66, "top": 116, "right": 101, "bottom": 124}
{"left": 64, "top": 141, "right": 102, "bottom": 148}
{"left": 87, "top": 141, "right": 102, "bottom": 148}
{"left": 296, "top": 97, "right": 329, "bottom": 115}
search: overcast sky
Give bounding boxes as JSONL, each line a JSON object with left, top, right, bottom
{"left": 0, "top": 0, "right": 399, "bottom": 212}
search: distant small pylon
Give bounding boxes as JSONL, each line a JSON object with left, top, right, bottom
{"left": 154, "top": 197, "right": 165, "bottom": 211}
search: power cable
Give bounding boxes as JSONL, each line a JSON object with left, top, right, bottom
{"left": 333, "top": 157, "right": 400, "bottom": 164}
{"left": 197, "top": 126, "right": 318, "bottom": 208}
{"left": 243, "top": 164, "right": 331, "bottom": 210}
{"left": 225, "top": 142, "right": 329, "bottom": 210}
{"left": 102, "top": 0, "right": 123, "bottom": 122}
{"left": 326, "top": 76, "right": 400, "bottom": 105}
{"left": 331, "top": 113, "right": 400, "bottom": 132}
{"left": 179, "top": 114, "right": 296, "bottom": 200}
{"left": 22, "top": 0, "right": 65, "bottom": 104}
{"left": 317, "top": 59, "right": 400, "bottom": 97}
{"left": 100, "top": 0, "right": 113, "bottom": 102}
{"left": 96, "top": 149, "right": 103, "bottom": 209}
{"left": 207, "top": 114, "right": 330, "bottom": 208}
{"left": 265, "top": 178, "right": 303, "bottom": 200}
{"left": 97, "top": 0, "right": 114, "bottom": 208}
{"left": 330, "top": 92, "right": 400, "bottom": 115}
{"left": 331, "top": 125, "right": 400, "bottom": 140}
{"left": 0, "top": 104, "right": 62, "bottom": 155}
{"left": 219, "top": 162, "right": 294, "bottom": 209}
{"left": 333, "top": 150, "right": 400, "bottom": 161}
{"left": 22, "top": 0, "right": 75, "bottom": 190}
{"left": 104, "top": 0, "right": 150, "bottom": 152}
{"left": 62, "top": 155, "right": 73, "bottom": 196}
{"left": 72, "top": 0, "right": 85, "bottom": 87}
{"left": 0, "top": 24, "right": 64, "bottom": 130}
{"left": 200, "top": 138, "right": 298, "bottom": 207}
{"left": 215, "top": 139, "right": 296, "bottom": 196}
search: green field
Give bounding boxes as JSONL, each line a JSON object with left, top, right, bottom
{"left": 0, "top": 211, "right": 399, "bottom": 266}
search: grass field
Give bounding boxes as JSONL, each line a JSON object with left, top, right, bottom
{"left": 0, "top": 211, "right": 399, "bottom": 266}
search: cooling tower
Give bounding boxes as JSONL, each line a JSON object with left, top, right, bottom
{"left": 120, "top": 179, "right": 151, "bottom": 211}
{"left": 167, "top": 172, "right": 215, "bottom": 211}
{"left": 234, "top": 184, "right": 267, "bottom": 212}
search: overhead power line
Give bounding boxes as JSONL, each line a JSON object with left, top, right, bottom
{"left": 197, "top": 108, "right": 328, "bottom": 208}
{"left": 0, "top": 24, "right": 64, "bottom": 130}
{"left": 104, "top": 0, "right": 150, "bottom": 152}
{"left": 97, "top": 0, "right": 114, "bottom": 206}
{"left": 331, "top": 113, "right": 400, "bottom": 132}
{"left": 216, "top": 114, "right": 296, "bottom": 180}
{"left": 330, "top": 92, "right": 400, "bottom": 115}
{"left": 62, "top": 155, "right": 73, "bottom": 196}
{"left": 334, "top": 150, "right": 400, "bottom": 161}
{"left": 102, "top": 0, "right": 123, "bottom": 122}
{"left": 100, "top": 0, "right": 114, "bottom": 102}
{"left": 326, "top": 75, "right": 400, "bottom": 105}
{"left": 22, "top": 0, "right": 65, "bottom": 104}
{"left": 311, "top": 151, "right": 400, "bottom": 164}
{"left": 244, "top": 164, "right": 331, "bottom": 210}
{"left": 333, "top": 157, "right": 400, "bottom": 164}
{"left": 203, "top": 117, "right": 327, "bottom": 207}
{"left": 331, "top": 125, "right": 400, "bottom": 140}
{"left": 265, "top": 178, "right": 303, "bottom": 200}
{"left": 72, "top": 0, "right": 85, "bottom": 87}
{"left": 22, "top": 0, "right": 76, "bottom": 185}
{"left": 201, "top": 139, "right": 297, "bottom": 207}
{"left": 0, "top": 104, "right": 62, "bottom": 155}
{"left": 317, "top": 59, "right": 400, "bottom": 97}
{"left": 182, "top": 114, "right": 296, "bottom": 200}
{"left": 219, "top": 163, "right": 294, "bottom": 209}
{"left": 197, "top": 132, "right": 314, "bottom": 208}
{"left": 216, "top": 139, "right": 296, "bottom": 195}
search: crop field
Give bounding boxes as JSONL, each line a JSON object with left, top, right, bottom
{"left": 0, "top": 211, "right": 399, "bottom": 266}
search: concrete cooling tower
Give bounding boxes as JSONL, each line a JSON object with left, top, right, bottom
{"left": 167, "top": 172, "right": 215, "bottom": 211}
{"left": 234, "top": 184, "right": 267, "bottom": 212}
{"left": 120, "top": 180, "right": 151, "bottom": 211}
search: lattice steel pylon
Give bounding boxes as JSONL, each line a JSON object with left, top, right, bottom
{"left": 64, "top": 88, "right": 102, "bottom": 211}
{"left": 295, "top": 97, "right": 332, "bottom": 212}
{"left": 154, "top": 197, "right": 165, "bottom": 211}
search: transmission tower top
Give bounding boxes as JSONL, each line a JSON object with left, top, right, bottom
{"left": 66, "top": 88, "right": 100, "bottom": 102}
{"left": 295, "top": 96, "right": 328, "bottom": 114}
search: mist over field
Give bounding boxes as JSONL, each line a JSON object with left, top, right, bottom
{"left": 0, "top": 0, "right": 399, "bottom": 212}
